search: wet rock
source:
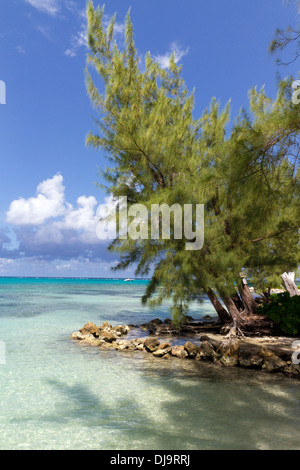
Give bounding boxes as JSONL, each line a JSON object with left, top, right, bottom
{"left": 160, "top": 342, "right": 171, "bottom": 349}
{"left": 283, "top": 363, "right": 300, "bottom": 377}
{"left": 171, "top": 346, "right": 188, "bottom": 359}
{"left": 81, "top": 335, "right": 103, "bottom": 346}
{"left": 79, "top": 322, "right": 99, "bottom": 336}
{"left": 147, "top": 319, "right": 165, "bottom": 334}
{"left": 182, "top": 315, "right": 194, "bottom": 323}
{"left": 71, "top": 332, "right": 87, "bottom": 341}
{"left": 153, "top": 324, "right": 178, "bottom": 335}
{"left": 262, "top": 355, "right": 287, "bottom": 373}
{"left": 196, "top": 341, "right": 216, "bottom": 361}
{"left": 144, "top": 338, "right": 160, "bottom": 353}
{"left": 132, "top": 338, "right": 146, "bottom": 350}
{"left": 148, "top": 318, "right": 163, "bottom": 326}
{"left": 238, "top": 343, "right": 263, "bottom": 369}
{"left": 259, "top": 347, "right": 275, "bottom": 358}
{"left": 99, "top": 330, "right": 117, "bottom": 343}
{"left": 153, "top": 347, "right": 172, "bottom": 357}
{"left": 112, "top": 325, "right": 130, "bottom": 336}
{"left": 218, "top": 340, "right": 239, "bottom": 367}
{"left": 199, "top": 335, "right": 210, "bottom": 342}
{"left": 98, "top": 341, "right": 115, "bottom": 350}
{"left": 184, "top": 341, "right": 199, "bottom": 358}
{"left": 115, "top": 340, "right": 136, "bottom": 351}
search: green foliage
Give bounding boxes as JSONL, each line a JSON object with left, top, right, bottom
{"left": 86, "top": 1, "right": 300, "bottom": 321}
{"left": 257, "top": 292, "right": 300, "bottom": 335}
{"left": 269, "top": 1, "right": 300, "bottom": 65}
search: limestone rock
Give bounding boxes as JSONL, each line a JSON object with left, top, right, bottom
{"left": 82, "top": 335, "right": 103, "bottom": 346}
{"left": 71, "top": 332, "right": 87, "bottom": 341}
{"left": 259, "top": 347, "right": 275, "bottom": 358}
{"left": 160, "top": 342, "right": 171, "bottom": 349}
{"left": 171, "top": 346, "right": 188, "bottom": 359}
{"left": 184, "top": 341, "right": 199, "bottom": 358}
{"left": 112, "top": 325, "right": 130, "bottom": 336}
{"left": 98, "top": 341, "right": 115, "bottom": 350}
{"left": 196, "top": 341, "right": 216, "bottom": 361}
{"left": 283, "top": 363, "right": 300, "bottom": 377}
{"left": 199, "top": 335, "right": 210, "bottom": 342}
{"left": 79, "top": 322, "right": 99, "bottom": 336}
{"left": 132, "top": 338, "right": 146, "bottom": 350}
{"left": 144, "top": 338, "right": 160, "bottom": 353}
{"left": 153, "top": 347, "right": 172, "bottom": 357}
{"left": 262, "top": 355, "right": 287, "bottom": 373}
{"left": 99, "top": 330, "right": 117, "bottom": 343}
{"left": 239, "top": 344, "right": 264, "bottom": 369}
{"left": 239, "top": 354, "right": 264, "bottom": 369}
{"left": 218, "top": 340, "right": 239, "bottom": 367}
{"left": 115, "top": 340, "right": 134, "bottom": 351}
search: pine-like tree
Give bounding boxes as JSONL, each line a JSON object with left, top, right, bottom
{"left": 86, "top": 2, "right": 300, "bottom": 330}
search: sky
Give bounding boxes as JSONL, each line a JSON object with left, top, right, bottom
{"left": 0, "top": 0, "right": 299, "bottom": 278}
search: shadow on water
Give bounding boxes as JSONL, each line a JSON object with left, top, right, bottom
{"left": 136, "top": 357, "right": 300, "bottom": 450}
{"left": 34, "top": 353, "right": 300, "bottom": 450}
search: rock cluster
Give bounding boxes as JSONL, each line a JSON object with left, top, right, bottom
{"left": 71, "top": 321, "right": 131, "bottom": 348}
{"left": 71, "top": 322, "right": 300, "bottom": 378}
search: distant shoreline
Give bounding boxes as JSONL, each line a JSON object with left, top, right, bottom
{"left": 0, "top": 276, "right": 150, "bottom": 280}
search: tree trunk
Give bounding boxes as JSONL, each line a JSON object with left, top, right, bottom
{"left": 281, "top": 272, "right": 300, "bottom": 297}
{"left": 231, "top": 292, "right": 244, "bottom": 312}
{"left": 238, "top": 277, "right": 257, "bottom": 314}
{"left": 221, "top": 295, "right": 245, "bottom": 328}
{"left": 206, "top": 288, "right": 232, "bottom": 324}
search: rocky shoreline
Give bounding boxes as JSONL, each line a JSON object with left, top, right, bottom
{"left": 71, "top": 319, "right": 300, "bottom": 379}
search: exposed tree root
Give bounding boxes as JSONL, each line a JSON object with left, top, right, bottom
{"left": 222, "top": 319, "right": 246, "bottom": 339}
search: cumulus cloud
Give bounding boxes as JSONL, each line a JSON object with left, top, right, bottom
{"left": 6, "top": 174, "right": 66, "bottom": 226}
{"left": 154, "top": 42, "right": 189, "bottom": 69}
{"left": 4, "top": 174, "right": 118, "bottom": 264}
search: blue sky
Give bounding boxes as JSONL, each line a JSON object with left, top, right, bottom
{"left": 0, "top": 0, "right": 299, "bottom": 277}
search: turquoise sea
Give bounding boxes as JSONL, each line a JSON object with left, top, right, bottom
{"left": 0, "top": 277, "right": 299, "bottom": 450}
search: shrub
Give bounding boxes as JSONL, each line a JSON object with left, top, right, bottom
{"left": 257, "top": 292, "right": 300, "bottom": 335}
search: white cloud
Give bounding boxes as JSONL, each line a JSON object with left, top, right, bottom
{"left": 64, "top": 48, "right": 76, "bottom": 58}
{"left": 15, "top": 45, "right": 26, "bottom": 54}
{"left": 103, "top": 14, "right": 125, "bottom": 36}
{"left": 6, "top": 174, "right": 66, "bottom": 226}
{"left": 154, "top": 42, "right": 189, "bottom": 69}
{"left": 25, "top": 0, "right": 61, "bottom": 16}
{"left": 64, "top": 25, "right": 87, "bottom": 57}
{"left": 60, "top": 195, "right": 98, "bottom": 233}
{"left": 5, "top": 174, "right": 119, "bottom": 263}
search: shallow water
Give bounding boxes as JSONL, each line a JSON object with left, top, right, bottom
{"left": 0, "top": 278, "right": 299, "bottom": 450}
